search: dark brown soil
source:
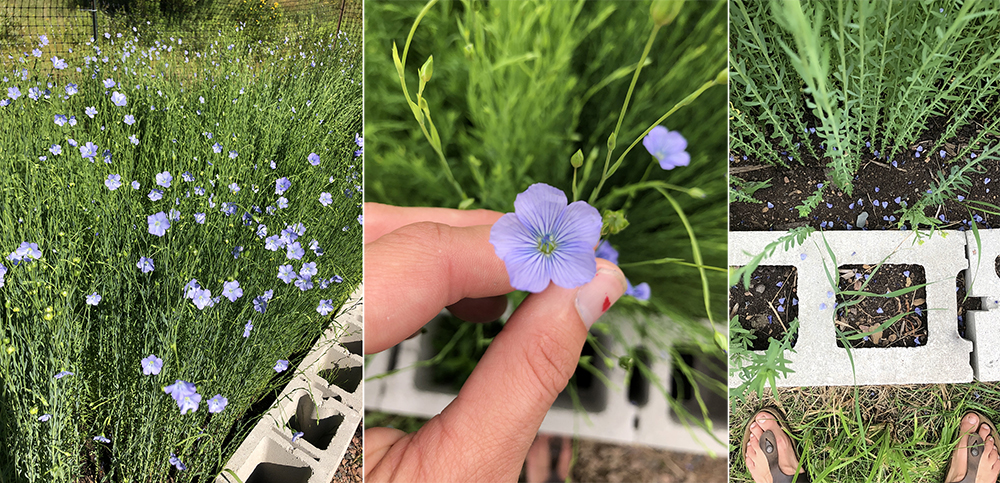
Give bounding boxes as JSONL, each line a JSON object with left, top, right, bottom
{"left": 834, "top": 264, "right": 927, "bottom": 348}
{"left": 729, "top": 265, "right": 799, "bottom": 350}
{"left": 730, "top": 117, "right": 1000, "bottom": 232}
{"left": 569, "top": 439, "right": 725, "bottom": 483}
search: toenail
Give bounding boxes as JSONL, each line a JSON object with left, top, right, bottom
{"left": 968, "top": 414, "right": 980, "bottom": 424}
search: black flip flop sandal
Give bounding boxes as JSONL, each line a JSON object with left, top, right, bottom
{"left": 944, "top": 411, "right": 998, "bottom": 483}
{"left": 741, "top": 406, "right": 811, "bottom": 483}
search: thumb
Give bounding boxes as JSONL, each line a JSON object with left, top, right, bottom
{"left": 427, "top": 259, "right": 627, "bottom": 481}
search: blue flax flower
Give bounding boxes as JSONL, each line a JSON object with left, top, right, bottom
{"left": 156, "top": 171, "right": 172, "bottom": 188}
{"left": 169, "top": 454, "right": 187, "bottom": 471}
{"left": 642, "top": 126, "right": 690, "bottom": 170}
{"left": 207, "top": 395, "right": 228, "bottom": 413}
{"left": 54, "top": 370, "right": 74, "bottom": 379}
{"left": 8, "top": 242, "right": 42, "bottom": 263}
{"left": 243, "top": 320, "right": 254, "bottom": 337}
{"left": 286, "top": 242, "right": 304, "bottom": 260}
{"left": 110, "top": 91, "right": 126, "bottom": 106}
{"left": 80, "top": 142, "right": 98, "bottom": 160}
{"left": 141, "top": 355, "right": 163, "bottom": 375}
{"left": 626, "top": 281, "right": 651, "bottom": 301}
{"left": 274, "top": 360, "right": 289, "bottom": 373}
{"left": 317, "top": 299, "right": 334, "bottom": 316}
{"left": 276, "top": 177, "right": 291, "bottom": 195}
{"left": 124, "top": 115, "right": 135, "bottom": 125}
{"left": 105, "top": 174, "right": 122, "bottom": 191}
{"left": 319, "top": 192, "right": 332, "bottom": 206}
{"left": 94, "top": 435, "right": 110, "bottom": 443}
{"left": 163, "top": 380, "right": 201, "bottom": 414}
{"left": 86, "top": 292, "right": 101, "bottom": 306}
{"left": 307, "top": 153, "right": 320, "bottom": 166}
{"left": 489, "top": 183, "right": 601, "bottom": 292}
{"left": 222, "top": 280, "right": 243, "bottom": 302}
{"left": 147, "top": 212, "right": 170, "bottom": 237}
{"left": 85, "top": 106, "right": 96, "bottom": 118}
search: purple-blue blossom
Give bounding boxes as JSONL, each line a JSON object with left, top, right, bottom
{"left": 111, "top": 91, "right": 127, "bottom": 106}
{"left": 163, "top": 380, "right": 201, "bottom": 414}
{"left": 222, "top": 280, "right": 243, "bottom": 302}
{"left": 308, "top": 152, "right": 320, "bottom": 166}
{"left": 141, "top": 355, "right": 163, "bottom": 375}
{"left": 137, "top": 256, "right": 154, "bottom": 273}
{"left": 489, "top": 183, "right": 601, "bottom": 292}
{"left": 54, "top": 370, "right": 74, "bottom": 379}
{"left": 105, "top": 174, "right": 122, "bottom": 191}
{"left": 156, "top": 171, "right": 172, "bottom": 188}
{"left": 80, "top": 142, "right": 98, "bottom": 159}
{"left": 317, "top": 299, "right": 334, "bottom": 315}
{"left": 274, "top": 360, "right": 289, "bottom": 373}
{"left": 278, "top": 264, "right": 297, "bottom": 283}
{"left": 149, "top": 189, "right": 163, "bottom": 201}
{"left": 207, "top": 394, "right": 228, "bottom": 413}
{"left": 147, "top": 212, "right": 170, "bottom": 237}
{"left": 169, "top": 454, "right": 187, "bottom": 471}
{"left": 276, "top": 177, "right": 291, "bottom": 195}
{"left": 286, "top": 242, "right": 304, "bottom": 260}
{"left": 86, "top": 292, "right": 101, "bottom": 306}
{"left": 642, "top": 126, "right": 690, "bottom": 170}
{"left": 243, "top": 320, "right": 254, "bottom": 337}
{"left": 319, "top": 192, "right": 333, "bottom": 206}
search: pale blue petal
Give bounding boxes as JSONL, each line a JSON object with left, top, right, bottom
{"left": 661, "top": 152, "right": 690, "bottom": 170}
{"left": 549, "top": 249, "right": 597, "bottom": 289}
{"left": 513, "top": 183, "right": 566, "bottom": 235}
{"left": 490, "top": 212, "right": 535, "bottom": 260}
{"left": 506, "top": 248, "right": 551, "bottom": 292}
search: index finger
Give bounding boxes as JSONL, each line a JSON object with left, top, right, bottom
{"left": 364, "top": 203, "right": 504, "bottom": 243}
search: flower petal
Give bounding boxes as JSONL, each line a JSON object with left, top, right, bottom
{"left": 513, "top": 183, "right": 567, "bottom": 235}
{"left": 548, "top": 248, "right": 597, "bottom": 289}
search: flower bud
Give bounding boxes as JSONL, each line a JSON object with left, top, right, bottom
{"left": 419, "top": 55, "right": 433, "bottom": 83}
{"left": 714, "top": 68, "right": 728, "bottom": 85}
{"left": 570, "top": 149, "right": 584, "bottom": 168}
{"left": 650, "top": 0, "right": 684, "bottom": 27}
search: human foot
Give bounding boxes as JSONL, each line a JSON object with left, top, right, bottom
{"left": 944, "top": 411, "right": 1000, "bottom": 483}
{"left": 743, "top": 408, "right": 807, "bottom": 483}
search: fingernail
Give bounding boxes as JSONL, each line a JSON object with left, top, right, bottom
{"left": 575, "top": 267, "right": 627, "bottom": 329}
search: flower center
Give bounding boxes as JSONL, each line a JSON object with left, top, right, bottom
{"left": 537, "top": 233, "right": 557, "bottom": 255}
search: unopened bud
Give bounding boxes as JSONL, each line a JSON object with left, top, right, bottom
{"left": 570, "top": 149, "right": 584, "bottom": 168}
{"left": 601, "top": 210, "right": 629, "bottom": 236}
{"left": 650, "top": 0, "right": 684, "bottom": 26}
{"left": 714, "top": 68, "right": 728, "bottom": 85}
{"left": 419, "top": 55, "right": 433, "bottom": 83}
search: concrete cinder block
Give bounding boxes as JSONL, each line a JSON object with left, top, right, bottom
{"left": 729, "top": 231, "right": 973, "bottom": 386}
{"left": 966, "top": 230, "right": 1000, "bottom": 299}
{"left": 364, "top": 312, "right": 728, "bottom": 455}
{"left": 217, "top": 286, "right": 363, "bottom": 482}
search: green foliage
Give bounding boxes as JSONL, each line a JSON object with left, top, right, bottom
{"left": 728, "top": 176, "right": 771, "bottom": 204}
{"left": 0, "top": 25, "right": 361, "bottom": 482}
{"left": 731, "top": 0, "right": 1000, "bottom": 197}
{"left": 728, "top": 316, "right": 797, "bottom": 403}
{"left": 231, "top": 0, "right": 284, "bottom": 42}
{"left": 795, "top": 183, "right": 824, "bottom": 218}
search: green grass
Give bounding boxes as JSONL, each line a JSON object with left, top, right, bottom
{"left": 366, "top": 0, "right": 728, "bottom": 447}
{"left": 730, "top": 383, "right": 1000, "bottom": 483}
{"left": 0, "top": 22, "right": 361, "bottom": 482}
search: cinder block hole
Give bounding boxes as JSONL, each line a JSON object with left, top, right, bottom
{"left": 729, "top": 265, "right": 799, "bottom": 350}
{"left": 416, "top": 314, "right": 608, "bottom": 412}
{"left": 385, "top": 345, "right": 400, "bottom": 372}
{"left": 319, "top": 365, "right": 361, "bottom": 392}
{"left": 995, "top": 254, "right": 1000, "bottom": 279}
{"left": 287, "top": 396, "right": 344, "bottom": 450}
{"left": 342, "top": 340, "right": 362, "bottom": 355}
{"left": 246, "top": 463, "right": 312, "bottom": 483}
{"left": 243, "top": 439, "right": 311, "bottom": 483}
{"left": 668, "top": 347, "right": 726, "bottom": 425}
{"left": 835, "top": 264, "right": 927, "bottom": 348}
{"left": 552, "top": 336, "right": 608, "bottom": 413}
{"left": 957, "top": 270, "right": 983, "bottom": 339}
{"left": 627, "top": 346, "right": 651, "bottom": 407}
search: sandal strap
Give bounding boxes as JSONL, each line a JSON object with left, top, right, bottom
{"left": 761, "top": 430, "right": 811, "bottom": 483}
{"left": 956, "top": 433, "right": 984, "bottom": 483}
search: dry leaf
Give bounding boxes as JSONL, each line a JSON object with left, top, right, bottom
{"left": 912, "top": 298, "right": 925, "bottom": 306}
{"left": 872, "top": 330, "right": 883, "bottom": 345}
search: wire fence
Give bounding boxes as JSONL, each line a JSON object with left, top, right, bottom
{"left": 1, "top": 0, "right": 361, "bottom": 56}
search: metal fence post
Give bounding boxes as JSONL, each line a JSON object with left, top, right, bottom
{"left": 91, "top": 0, "right": 99, "bottom": 43}
{"left": 335, "top": 0, "right": 347, "bottom": 34}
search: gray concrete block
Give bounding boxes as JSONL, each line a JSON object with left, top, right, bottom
{"left": 217, "top": 286, "right": 363, "bottom": 482}
{"left": 364, "top": 311, "right": 727, "bottom": 455}
{"left": 968, "top": 310, "right": 1000, "bottom": 381}
{"left": 966, "top": 229, "right": 1000, "bottom": 299}
{"left": 729, "top": 231, "right": 973, "bottom": 386}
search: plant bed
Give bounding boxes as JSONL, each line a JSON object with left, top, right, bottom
{"left": 0, "top": 22, "right": 362, "bottom": 482}
{"left": 834, "top": 264, "right": 928, "bottom": 348}
{"left": 730, "top": 136, "right": 1000, "bottom": 233}
{"left": 729, "top": 265, "right": 799, "bottom": 351}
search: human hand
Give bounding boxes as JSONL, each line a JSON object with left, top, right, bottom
{"left": 364, "top": 202, "right": 627, "bottom": 483}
